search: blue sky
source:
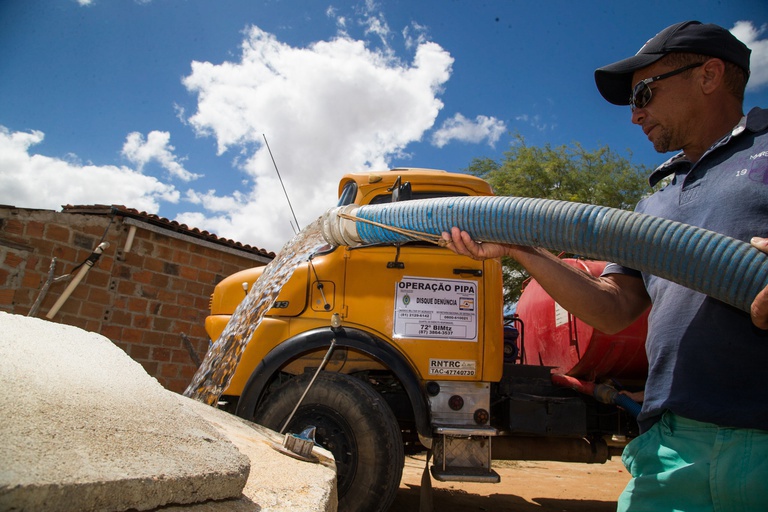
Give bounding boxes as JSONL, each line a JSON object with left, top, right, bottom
{"left": 1, "top": 1, "right": 767, "bottom": 251}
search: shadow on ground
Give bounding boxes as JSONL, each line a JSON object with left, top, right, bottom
{"left": 390, "top": 483, "right": 618, "bottom": 512}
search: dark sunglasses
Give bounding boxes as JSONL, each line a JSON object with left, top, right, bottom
{"left": 630, "top": 62, "right": 704, "bottom": 111}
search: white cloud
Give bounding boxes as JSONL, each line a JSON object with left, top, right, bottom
{"left": 431, "top": 113, "right": 506, "bottom": 148}
{"left": 357, "top": 0, "right": 391, "bottom": 49}
{"left": 180, "top": 24, "right": 454, "bottom": 248}
{"left": 731, "top": 21, "right": 768, "bottom": 91}
{"left": 403, "top": 22, "right": 429, "bottom": 50}
{"left": 514, "top": 113, "right": 557, "bottom": 132}
{"left": 0, "top": 126, "right": 179, "bottom": 212}
{"left": 122, "top": 130, "right": 202, "bottom": 182}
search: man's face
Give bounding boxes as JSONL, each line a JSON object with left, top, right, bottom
{"left": 630, "top": 60, "right": 698, "bottom": 154}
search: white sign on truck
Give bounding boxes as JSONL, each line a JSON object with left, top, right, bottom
{"left": 393, "top": 276, "right": 478, "bottom": 341}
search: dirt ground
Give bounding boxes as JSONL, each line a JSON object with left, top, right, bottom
{"left": 389, "top": 454, "right": 630, "bottom": 512}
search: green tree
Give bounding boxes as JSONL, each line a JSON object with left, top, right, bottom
{"left": 464, "top": 134, "right": 654, "bottom": 306}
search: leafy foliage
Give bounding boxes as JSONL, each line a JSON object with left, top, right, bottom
{"left": 464, "top": 134, "right": 654, "bottom": 305}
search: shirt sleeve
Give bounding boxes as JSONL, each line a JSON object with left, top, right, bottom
{"left": 601, "top": 262, "right": 642, "bottom": 278}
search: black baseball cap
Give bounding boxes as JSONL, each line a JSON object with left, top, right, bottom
{"left": 595, "top": 21, "right": 751, "bottom": 105}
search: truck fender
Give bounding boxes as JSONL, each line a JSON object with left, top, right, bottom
{"left": 235, "top": 326, "right": 433, "bottom": 439}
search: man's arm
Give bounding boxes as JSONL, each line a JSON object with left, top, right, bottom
{"left": 750, "top": 237, "right": 768, "bottom": 330}
{"left": 442, "top": 227, "right": 651, "bottom": 334}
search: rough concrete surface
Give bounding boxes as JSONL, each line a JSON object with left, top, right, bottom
{"left": 174, "top": 397, "right": 338, "bottom": 512}
{"left": 0, "top": 312, "right": 336, "bottom": 512}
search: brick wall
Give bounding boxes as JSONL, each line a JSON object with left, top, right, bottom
{"left": 0, "top": 206, "right": 273, "bottom": 393}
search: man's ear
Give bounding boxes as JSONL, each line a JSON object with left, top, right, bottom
{"left": 700, "top": 58, "right": 726, "bottom": 95}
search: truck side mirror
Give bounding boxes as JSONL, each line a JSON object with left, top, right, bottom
{"left": 389, "top": 176, "right": 412, "bottom": 202}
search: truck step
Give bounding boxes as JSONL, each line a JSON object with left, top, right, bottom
{"left": 431, "top": 465, "right": 501, "bottom": 483}
{"left": 431, "top": 431, "right": 499, "bottom": 483}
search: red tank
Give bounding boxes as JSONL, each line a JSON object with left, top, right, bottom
{"left": 515, "top": 259, "right": 648, "bottom": 383}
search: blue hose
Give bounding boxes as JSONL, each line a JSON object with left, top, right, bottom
{"left": 330, "top": 196, "right": 768, "bottom": 314}
{"left": 612, "top": 393, "right": 643, "bottom": 419}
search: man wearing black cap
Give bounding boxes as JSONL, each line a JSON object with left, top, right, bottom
{"left": 444, "top": 21, "right": 768, "bottom": 511}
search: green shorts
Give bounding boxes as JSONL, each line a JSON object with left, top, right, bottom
{"left": 618, "top": 411, "right": 768, "bottom": 512}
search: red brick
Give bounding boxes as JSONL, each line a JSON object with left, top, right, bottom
{"left": 189, "top": 253, "right": 206, "bottom": 269}
{"left": 130, "top": 344, "right": 151, "bottom": 360}
{"left": 24, "top": 220, "right": 45, "bottom": 238}
{"left": 0, "top": 268, "right": 10, "bottom": 286}
{"left": 179, "top": 265, "right": 198, "bottom": 281}
{"left": 157, "top": 289, "right": 178, "bottom": 302}
{"left": 4, "top": 252, "right": 24, "bottom": 268}
{"left": 83, "top": 224, "right": 107, "bottom": 237}
{"left": 172, "top": 348, "right": 194, "bottom": 364}
{"left": 121, "top": 328, "right": 143, "bottom": 343}
{"left": 80, "top": 302, "right": 105, "bottom": 320}
{"left": 154, "top": 244, "right": 174, "bottom": 261}
{"left": 141, "top": 361, "right": 158, "bottom": 376}
{"left": 110, "top": 309, "right": 132, "bottom": 327}
{"left": 22, "top": 271, "right": 43, "bottom": 288}
{"left": 123, "top": 252, "right": 144, "bottom": 267}
{"left": 3, "top": 219, "right": 24, "bottom": 236}
{"left": 197, "top": 269, "right": 215, "bottom": 284}
{"left": 153, "top": 317, "right": 173, "bottom": 332}
{"left": 180, "top": 364, "right": 198, "bottom": 380}
{"left": 165, "top": 378, "right": 187, "bottom": 394}
{"left": 52, "top": 246, "right": 78, "bottom": 264}
{"left": 88, "top": 287, "right": 111, "bottom": 304}
{"left": 86, "top": 270, "right": 110, "bottom": 288}
{"left": 173, "top": 251, "right": 191, "bottom": 265}
{"left": 137, "top": 239, "right": 155, "bottom": 255}
{"left": 161, "top": 333, "right": 180, "bottom": 347}
{"left": 162, "top": 304, "right": 181, "bottom": 318}
{"left": 132, "top": 270, "right": 153, "bottom": 285}
{"left": 176, "top": 294, "right": 195, "bottom": 307}
{"left": 160, "top": 363, "right": 179, "bottom": 378}
{"left": 117, "top": 281, "right": 136, "bottom": 295}
{"left": 189, "top": 324, "right": 208, "bottom": 339}
{"left": 151, "top": 347, "right": 172, "bottom": 362}
{"left": 170, "top": 278, "right": 187, "bottom": 292}
{"left": 183, "top": 308, "right": 204, "bottom": 323}
{"left": 83, "top": 319, "right": 100, "bottom": 332}
{"left": 127, "top": 297, "right": 148, "bottom": 313}
{"left": 144, "top": 258, "right": 164, "bottom": 273}
{"left": 148, "top": 301, "right": 162, "bottom": 315}
{"left": 45, "top": 224, "right": 71, "bottom": 243}
{"left": 0, "top": 289, "right": 14, "bottom": 306}
{"left": 101, "top": 325, "right": 122, "bottom": 341}
{"left": 133, "top": 315, "right": 151, "bottom": 329}
{"left": 150, "top": 273, "right": 169, "bottom": 289}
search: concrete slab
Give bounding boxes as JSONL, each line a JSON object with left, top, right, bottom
{"left": 0, "top": 312, "right": 249, "bottom": 511}
{"left": 0, "top": 312, "right": 338, "bottom": 512}
{"left": 176, "top": 397, "right": 338, "bottom": 512}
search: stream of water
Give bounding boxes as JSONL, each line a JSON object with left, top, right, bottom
{"left": 183, "top": 218, "right": 329, "bottom": 405}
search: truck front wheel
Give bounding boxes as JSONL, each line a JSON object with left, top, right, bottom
{"left": 254, "top": 371, "right": 404, "bottom": 512}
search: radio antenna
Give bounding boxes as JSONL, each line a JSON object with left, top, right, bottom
{"left": 263, "top": 134, "right": 301, "bottom": 232}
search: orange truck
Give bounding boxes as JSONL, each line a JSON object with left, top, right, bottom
{"left": 205, "top": 168, "right": 647, "bottom": 512}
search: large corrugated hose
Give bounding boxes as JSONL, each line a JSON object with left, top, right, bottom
{"left": 321, "top": 196, "right": 768, "bottom": 314}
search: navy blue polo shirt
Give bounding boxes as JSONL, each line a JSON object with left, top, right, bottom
{"left": 604, "top": 107, "right": 768, "bottom": 432}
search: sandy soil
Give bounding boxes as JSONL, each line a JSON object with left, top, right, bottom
{"left": 389, "top": 454, "right": 630, "bottom": 512}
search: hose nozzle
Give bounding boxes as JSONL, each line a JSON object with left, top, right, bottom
{"left": 321, "top": 204, "right": 363, "bottom": 247}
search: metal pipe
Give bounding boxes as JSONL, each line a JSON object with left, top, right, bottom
{"left": 46, "top": 242, "right": 109, "bottom": 319}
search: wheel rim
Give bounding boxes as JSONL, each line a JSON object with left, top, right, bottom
{"left": 287, "top": 404, "right": 358, "bottom": 496}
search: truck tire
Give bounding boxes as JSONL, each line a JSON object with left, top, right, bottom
{"left": 254, "top": 371, "right": 404, "bottom": 512}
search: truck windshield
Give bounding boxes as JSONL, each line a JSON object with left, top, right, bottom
{"left": 369, "top": 192, "right": 467, "bottom": 204}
